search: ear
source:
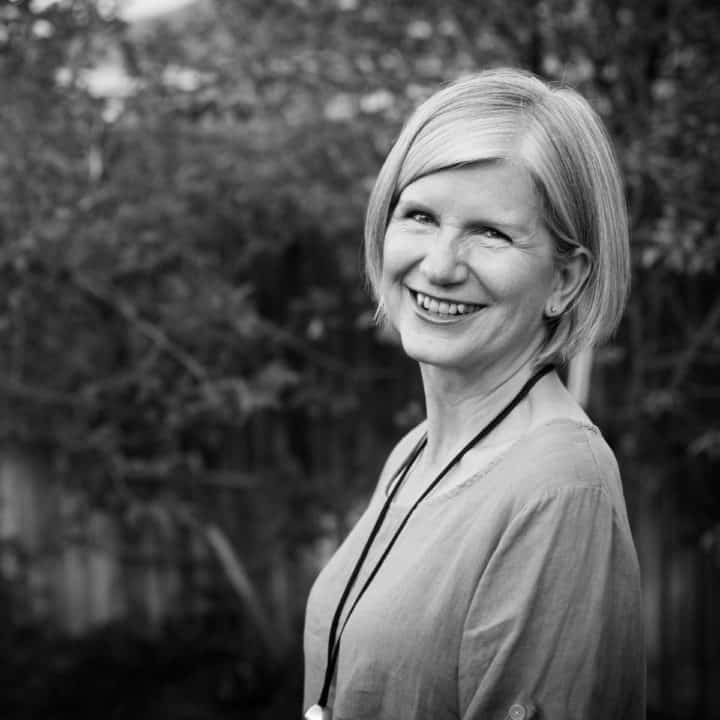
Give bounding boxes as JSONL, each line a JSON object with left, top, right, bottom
{"left": 545, "top": 248, "right": 592, "bottom": 318}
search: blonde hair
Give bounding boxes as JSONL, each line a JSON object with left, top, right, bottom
{"left": 364, "top": 67, "right": 630, "bottom": 366}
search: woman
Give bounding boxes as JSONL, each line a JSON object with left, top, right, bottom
{"left": 303, "top": 68, "right": 645, "bottom": 720}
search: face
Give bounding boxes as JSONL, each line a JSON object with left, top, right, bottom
{"left": 380, "top": 161, "right": 559, "bottom": 378}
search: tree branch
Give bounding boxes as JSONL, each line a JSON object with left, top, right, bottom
{"left": 68, "top": 272, "right": 212, "bottom": 384}
{"left": 0, "top": 377, "right": 89, "bottom": 407}
{"left": 256, "top": 316, "right": 397, "bottom": 382}
{"left": 80, "top": 347, "right": 161, "bottom": 396}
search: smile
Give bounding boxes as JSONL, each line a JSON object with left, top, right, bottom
{"left": 410, "top": 289, "right": 485, "bottom": 318}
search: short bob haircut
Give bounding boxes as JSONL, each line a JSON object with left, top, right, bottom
{"left": 364, "top": 67, "right": 630, "bottom": 366}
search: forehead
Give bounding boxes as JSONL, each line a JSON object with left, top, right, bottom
{"left": 399, "top": 162, "right": 542, "bottom": 228}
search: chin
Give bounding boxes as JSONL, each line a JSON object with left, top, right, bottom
{"left": 399, "top": 332, "right": 473, "bottom": 370}
{"left": 398, "top": 325, "right": 545, "bottom": 378}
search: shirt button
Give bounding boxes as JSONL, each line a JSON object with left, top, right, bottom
{"left": 508, "top": 704, "right": 526, "bottom": 720}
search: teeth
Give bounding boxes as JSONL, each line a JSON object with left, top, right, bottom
{"left": 414, "top": 292, "right": 480, "bottom": 316}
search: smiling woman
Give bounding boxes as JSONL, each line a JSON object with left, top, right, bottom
{"left": 303, "top": 68, "right": 644, "bottom": 720}
{"left": 381, "top": 162, "right": 578, "bottom": 381}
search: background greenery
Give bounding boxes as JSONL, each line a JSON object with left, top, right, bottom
{"left": 1, "top": 0, "right": 719, "bottom": 717}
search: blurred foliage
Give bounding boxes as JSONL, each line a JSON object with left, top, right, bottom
{"left": 1, "top": 0, "right": 719, "bottom": 716}
{"left": 0, "top": 607, "right": 301, "bottom": 719}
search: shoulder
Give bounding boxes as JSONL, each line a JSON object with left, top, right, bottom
{"left": 493, "top": 419, "right": 627, "bottom": 520}
{"left": 519, "top": 418, "right": 616, "bottom": 479}
{"left": 472, "top": 423, "right": 639, "bottom": 588}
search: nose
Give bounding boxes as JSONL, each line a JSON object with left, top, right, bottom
{"left": 419, "top": 230, "right": 468, "bottom": 285}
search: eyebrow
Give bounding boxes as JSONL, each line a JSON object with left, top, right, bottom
{"left": 394, "top": 196, "right": 533, "bottom": 235}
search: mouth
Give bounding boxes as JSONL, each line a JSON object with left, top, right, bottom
{"left": 409, "top": 289, "right": 485, "bottom": 319}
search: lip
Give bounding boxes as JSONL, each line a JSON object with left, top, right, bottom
{"left": 408, "top": 287, "right": 478, "bottom": 306}
{"left": 406, "top": 287, "right": 486, "bottom": 323}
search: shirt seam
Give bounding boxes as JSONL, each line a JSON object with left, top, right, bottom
{"left": 511, "top": 479, "right": 609, "bottom": 521}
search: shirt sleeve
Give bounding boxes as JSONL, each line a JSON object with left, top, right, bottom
{"left": 458, "top": 485, "right": 645, "bottom": 720}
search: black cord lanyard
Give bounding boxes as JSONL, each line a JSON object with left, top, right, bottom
{"left": 306, "top": 365, "right": 554, "bottom": 718}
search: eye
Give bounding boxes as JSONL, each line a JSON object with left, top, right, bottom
{"left": 473, "top": 226, "right": 511, "bottom": 243}
{"left": 406, "top": 209, "right": 435, "bottom": 224}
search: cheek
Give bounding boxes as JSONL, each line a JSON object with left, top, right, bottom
{"left": 512, "top": 270, "right": 556, "bottom": 322}
{"left": 381, "top": 229, "right": 418, "bottom": 280}
{"left": 480, "top": 257, "right": 555, "bottom": 310}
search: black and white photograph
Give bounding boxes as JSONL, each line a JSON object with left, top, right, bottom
{"left": 0, "top": 1, "right": 718, "bottom": 718}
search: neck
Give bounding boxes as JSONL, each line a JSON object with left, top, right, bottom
{"left": 419, "top": 358, "right": 546, "bottom": 469}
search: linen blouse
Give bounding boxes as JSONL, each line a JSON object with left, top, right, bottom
{"left": 303, "top": 419, "right": 645, "bottom": 720}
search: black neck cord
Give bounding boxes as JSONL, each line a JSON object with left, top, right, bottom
{"left": 313, "top": 365, "right": 554, "bottom": 711}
